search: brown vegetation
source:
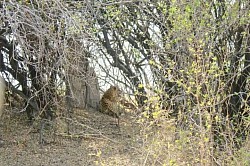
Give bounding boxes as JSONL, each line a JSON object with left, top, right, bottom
{"left": 0, "top": 1, "right": 250, "bottom": 165}
{"left": 0, "top": 77, "right": 5, "bottom": 117}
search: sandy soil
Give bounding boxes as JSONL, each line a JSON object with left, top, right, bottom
{"left": 0, "top": 108, "right": 144, "bottom": 166}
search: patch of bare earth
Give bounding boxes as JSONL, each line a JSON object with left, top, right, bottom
{"left": 0, "top": 108, "right": 144, "bottom": 166}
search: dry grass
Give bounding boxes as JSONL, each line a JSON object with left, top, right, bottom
{"left": 0, "top": 108, "right": 249, "bottom": 166}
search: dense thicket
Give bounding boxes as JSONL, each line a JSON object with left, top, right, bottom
{"left": 1, "top": 0, "right": 250, "bottom": 154}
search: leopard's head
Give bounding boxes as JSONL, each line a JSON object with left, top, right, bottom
{"left": 109, "top": 85, "right": 122, "bottom": 97}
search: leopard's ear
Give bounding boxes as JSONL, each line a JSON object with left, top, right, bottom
{"left": 111, "top": 85, "right": 117, "bottom": 89}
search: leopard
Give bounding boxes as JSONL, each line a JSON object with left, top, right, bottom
{"left": 100, "top": 85, "right": 122, "bottom": 126}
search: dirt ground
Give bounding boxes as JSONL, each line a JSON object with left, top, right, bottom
{"left": 0, "top": 108, "right": 145, "bottom": 166}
